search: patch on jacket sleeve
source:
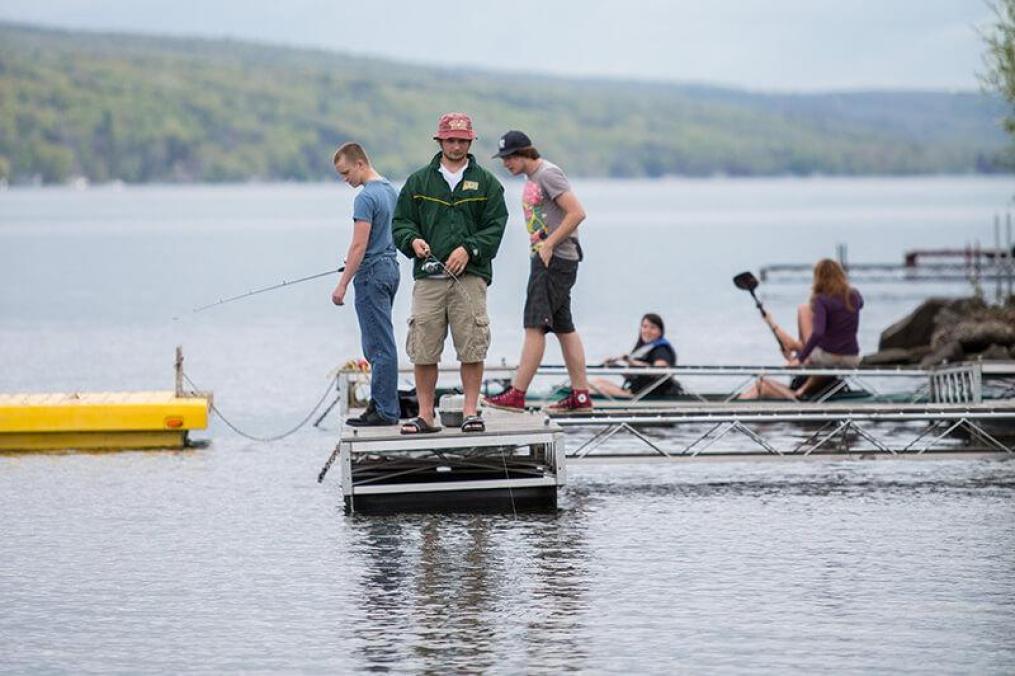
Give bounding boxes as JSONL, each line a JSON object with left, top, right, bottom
{"left": 462, "top": 180, "right": 479, "bottom": 191}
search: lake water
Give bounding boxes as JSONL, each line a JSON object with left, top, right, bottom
{"left": 2, "top": 177, "right": 1014, "bottom": 673}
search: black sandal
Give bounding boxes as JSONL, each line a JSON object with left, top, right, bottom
{"left": 461, "top": 415, "right": 485, "bottom": 433}
{"left": 400, "top": 416, "right": 441, "bottom": 435}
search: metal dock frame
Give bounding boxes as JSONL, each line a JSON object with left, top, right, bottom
{"left": 332, "top": 363, "right": 944, "bottom": 416}
{"left": 553, "top": 400, "right": 1015, "bottom": 459}
{"left": 335, "top": 415, "right": 565, "bottom": 514}
{"left": 543, "top": 362, "right": 1015, "bottom": 458}
{"left": 329, "top": 362, "right": 1014, "bottom": 459}
{"left": 537, "top": 363, "right": 939, "bottom": 405}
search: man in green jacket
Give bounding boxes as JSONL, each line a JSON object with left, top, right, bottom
{"left": 392, "top": 112, "right": 508, "bottom": 434}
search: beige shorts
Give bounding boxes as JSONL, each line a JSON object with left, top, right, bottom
{"left": 807, "top": 347, "right": 861, "bottom": 368}
{"left": 407, "top": 275, "right": 490, "bottom": 364}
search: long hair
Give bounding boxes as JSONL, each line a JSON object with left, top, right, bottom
{"left": 634, "top": 313, "right": 666, "bottom": 349}
{"left": 812, "top": 259, "right": 854, "bottom": 310}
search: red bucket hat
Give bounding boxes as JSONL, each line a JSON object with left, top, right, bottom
{"left": 434, "top": 112, "right": 476, "bottom": 140}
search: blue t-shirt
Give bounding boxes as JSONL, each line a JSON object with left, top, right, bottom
{"left": 353, "top": 179, "right": 398, "bottom": 260}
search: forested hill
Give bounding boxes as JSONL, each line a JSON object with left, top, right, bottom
{"left": 0, "top": 22, "right": 1010, "bottom": 184}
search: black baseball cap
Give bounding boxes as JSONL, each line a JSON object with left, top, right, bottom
{"left": 492, "top": 130, "right": 533, "bottom": 158}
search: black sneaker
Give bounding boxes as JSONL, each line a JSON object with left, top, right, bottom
{"left": 346, "top": 402, "right": 398, "bottom": 427}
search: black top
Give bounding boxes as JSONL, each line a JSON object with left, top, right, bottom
{"left": 624, "top": 344, "right": 680, "bottom": 397}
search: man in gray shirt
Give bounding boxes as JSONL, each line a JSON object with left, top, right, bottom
{"left": 484, "top": 130, "right": 593, "bottom": 411}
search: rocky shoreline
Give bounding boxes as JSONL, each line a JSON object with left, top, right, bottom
{"left": 862, "top": 297, "right": 1015, "bottom": 368}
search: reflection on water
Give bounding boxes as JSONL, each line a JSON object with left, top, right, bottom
{"left": 1, "top": 446, "right": 1014, "bottom": 672}
{"left": 349, "top": 509, "right": 591, "bottom": 672}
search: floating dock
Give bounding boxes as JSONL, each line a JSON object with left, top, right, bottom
{"left": 0, "top": 391, "right": 209, "bottom": 452}
{"left": 553, "top": 399, "right": 1015, "bottom": 459}
{"left": 760, "top": 239, "right": 1015, "bottom": 288}
{"left": 329, "top": 361, "right": 1014, "bottom": 461}
{"left": 332, "top": 410, "right": 564, "bottom": 514}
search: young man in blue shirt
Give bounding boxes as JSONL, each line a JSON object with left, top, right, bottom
{"left": 331, "top": 142, "right": 401, "bottom": 426}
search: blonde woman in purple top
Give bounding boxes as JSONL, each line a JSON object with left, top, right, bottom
{"left": 740, "top": 259, "right": 863, "bottom": 400}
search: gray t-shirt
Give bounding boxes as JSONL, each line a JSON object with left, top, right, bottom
{"left": 353, "top": 178, "right": 398, "bottom": 260}
{"left": 522, "top": 160, "right": 581, "bottom": 261}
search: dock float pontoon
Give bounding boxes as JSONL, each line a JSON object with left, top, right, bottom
{"left": 333, "top": 411, "right": 564, "bottom": 514}
{"left": 0, "top": 348, "right": 210, "bottom": 453}
{"left": 0, "top": 391, "right": 209, "bottom": 452}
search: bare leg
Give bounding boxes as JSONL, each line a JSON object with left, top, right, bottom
{"left": 557, "top": 330, "right": 589, "bottom": 390}
{"left": 797, "top": 303, "right": 814, "bottom": 344}
{"left": 513, "top": 328, "right": 546, "bottom": 392}
{"left": 756, "top": 377, "right": 798, "bottom": 400}
{"left": 590, "top": 377, "right": 632, "bottom": 398}
{"left": 414, "top": 364, "right": 438, "bottom": 425}
{"left": 795, "top": 375, "right": 831, "bottom": 399}
{"left": 461, "top": 361, "right": 484, "bottom": 417}
{"left": 738, "top": 381, "right": 760, "bottom": 400}
{"left": 739, "top": 377, "right": 797, "bottom": 400}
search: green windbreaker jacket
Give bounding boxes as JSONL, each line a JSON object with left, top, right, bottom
{"left": 392, "top": 153, "right": 508, "bottom": 285}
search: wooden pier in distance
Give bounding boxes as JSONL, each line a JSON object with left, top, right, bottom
{"left": 334, "top": 409, "right": 564, "bottom": 514}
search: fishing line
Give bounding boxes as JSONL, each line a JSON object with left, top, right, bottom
{"left": 422, "top": 254, "right": 482, "bottom": 315}
{"left": 426, "top": 253, "right": 517, "bottom": 516}
{"left": 178, "top": 266, "right": 346, "bottom": 319}
{"left": 171, "top": 266, "right": 350, "bottom": 440}
{"left": 498, "top": 445, "right": 519, "bottom": 520}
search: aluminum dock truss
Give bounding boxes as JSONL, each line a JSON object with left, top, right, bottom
{"left": 331, "top": 411, "right": 565, "bottom": 514}
{"left": 544, "top": 362, "right": 1015, "bottom": 458}
{"left": 329, "top": 361, "right": 1015, "bottom": 461}
{"left": 553, "top": 400, "right": 1015, "bottom": 460}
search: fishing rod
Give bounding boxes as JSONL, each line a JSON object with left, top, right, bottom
{"left": 190, "top": 266, "right": 345, "bottom": 314}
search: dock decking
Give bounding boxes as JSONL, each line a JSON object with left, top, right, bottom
{"left": 333, "top": 409, "right": 564, "bottom": 514}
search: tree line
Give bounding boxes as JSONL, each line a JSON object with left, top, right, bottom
{"left": 0, "top": 22, "right": 1011, "bottom": 185}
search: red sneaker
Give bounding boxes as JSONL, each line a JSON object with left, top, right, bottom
{"left": 484, "top": 386, "right": 526, "bottom": 412}
{"left": 547, "top": 389, "right": 593, "bottom": 411}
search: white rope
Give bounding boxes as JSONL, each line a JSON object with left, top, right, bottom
{"left": 183, "top": 372, "right": 338, "bottom": 443}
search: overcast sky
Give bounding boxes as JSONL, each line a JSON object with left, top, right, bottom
{"left": 0, "top": 0, "right": 997, "bottom": 92}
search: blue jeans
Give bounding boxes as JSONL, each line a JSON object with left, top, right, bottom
{"left": 353, "top": 256, "right": 400, "bottom": 421}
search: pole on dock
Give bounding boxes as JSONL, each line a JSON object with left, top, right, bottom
{"left": 175, "top": 346, "right": 184, "bottom": 397}
{"left": 1002, "top": 208, "right": 1010, "bottom": 298}
{"left": 836, "top": 243, "right": 848, "bottom": 271}
{"left": 995, "top": 214, "right": 1002, "bottom": 303}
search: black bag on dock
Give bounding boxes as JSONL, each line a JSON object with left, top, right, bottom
{"left": 398, "top": 388, "right": 419, "bottom": 419}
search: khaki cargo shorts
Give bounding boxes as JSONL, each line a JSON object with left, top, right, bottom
{"left": 407, "top": 275, "right": 491, "bottom": 364}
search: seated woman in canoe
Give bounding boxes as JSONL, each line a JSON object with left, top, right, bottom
{"left": 740, "top": 259, "right": 863, "bottom": 400}
{"left": 590, "top": 313, "right": 683, "bottom": 399}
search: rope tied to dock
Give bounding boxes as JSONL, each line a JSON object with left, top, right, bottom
{"left": 183, "top": 372, "right": 338, "bottom": 443}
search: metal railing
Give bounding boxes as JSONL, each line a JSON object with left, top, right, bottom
{"left": 330, "top": 362, "right": 958, "bottom": 417}
{"left": 929, "top": 363, "right": 982, "bottom": 404}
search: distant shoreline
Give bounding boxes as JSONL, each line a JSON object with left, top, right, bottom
{"left": 2, "top": 173, "right": 1013, "bottom": 193}
{"left": 2, "top": 22, "right": 1011, "bottom": 186}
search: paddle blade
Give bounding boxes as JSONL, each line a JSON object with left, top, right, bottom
{"left": 733, "top": 271, "right": 759, "bottom": 291}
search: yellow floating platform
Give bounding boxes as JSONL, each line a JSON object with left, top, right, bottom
{"left": 0, "top": 391, "right": 210, "bottom": 452}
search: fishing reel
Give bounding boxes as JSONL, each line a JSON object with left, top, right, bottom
{"left": 421, "top": 257, "right": 446, "bottom": 275}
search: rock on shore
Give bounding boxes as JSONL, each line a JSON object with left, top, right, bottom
{"left": 862, "top": 297, "right": 1015, "bottom": 367}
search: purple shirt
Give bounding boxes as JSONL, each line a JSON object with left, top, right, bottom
{"left": 797, "top": 289, "right": 864, "bottom": 363}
